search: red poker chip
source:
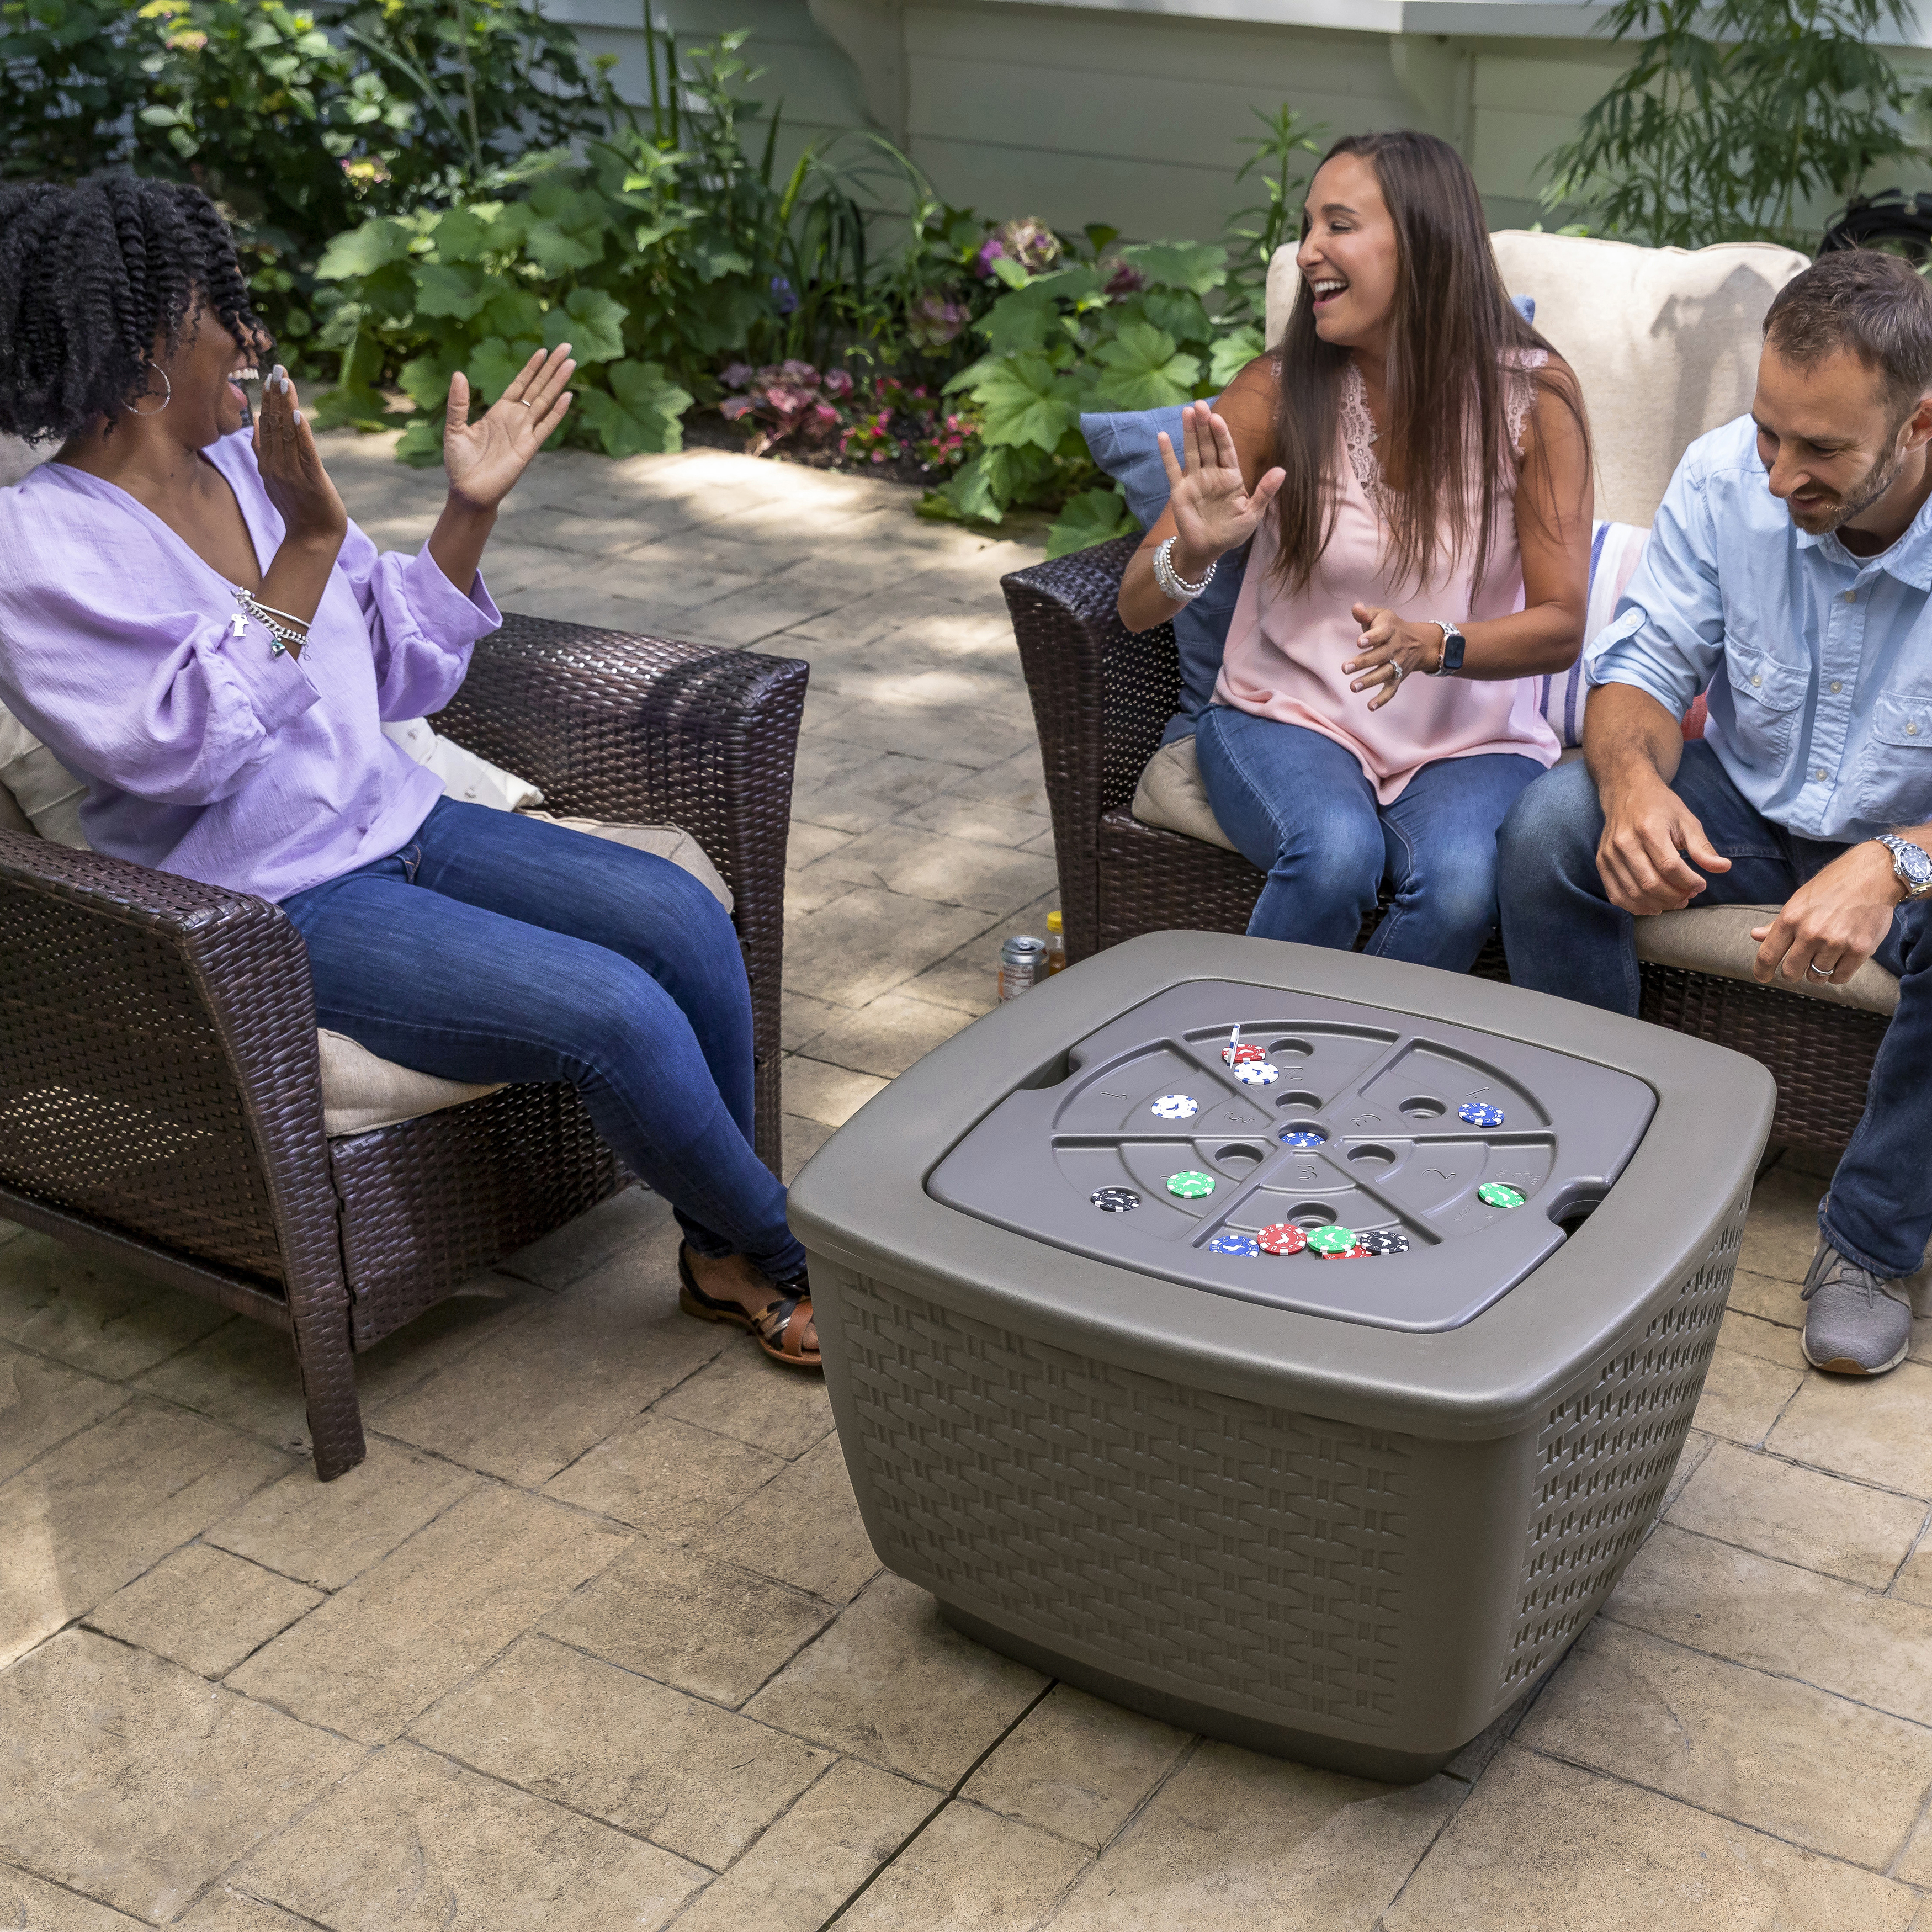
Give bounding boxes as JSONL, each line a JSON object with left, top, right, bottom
{"left": 1257, "top": 1223, "right": 1308, "bottom": 1255}
{"left": 1318, "top": 1242, "right": 1372, "bottom": 1260}
{"left": 1222, "top": 1043, "right": 1267, "bottom": 1065}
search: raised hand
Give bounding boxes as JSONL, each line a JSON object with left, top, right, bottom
{"left": 1157, "top": 400, "right": 1285, "bottom": 569}
{"left": 443, "top": 345, "right": 575, "bottom": 513}
{"left": 252, "top": 364, "right": 348, "bottom": 552}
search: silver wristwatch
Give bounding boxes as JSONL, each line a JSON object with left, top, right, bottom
{"left": 1875, "top": 833, "right": 1932, "bottom": 899}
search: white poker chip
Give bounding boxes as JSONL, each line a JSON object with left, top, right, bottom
{"left": 1233, "top": 1061, "right": 1279, "bottom": 1087}
{"left": 1150, "top": 1094, "right": 1199, "bottom": 1119}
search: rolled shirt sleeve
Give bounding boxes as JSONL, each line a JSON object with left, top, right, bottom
{"left": 335, "top": 519, "right": 502, "bottom": 723}
{"left": 1585, "top": 452, "right": 1728, "bottom": 723}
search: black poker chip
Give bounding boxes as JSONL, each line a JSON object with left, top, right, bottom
{"left": 1091, "top": 1186, "right": 1141, "bottom": 1213}
{"left": 1358, "top": 1228, "right": 1410, "bottom": 1256}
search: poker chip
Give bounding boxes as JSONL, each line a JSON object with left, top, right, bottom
{"left": 1358, "top": 1228, "right": 1410, "bottom": 1255}
{"left": 1167, "top": 1170, "right": 1216, "bottom": 1199}
{"left": 1233, "top": 1061, "right": 1280, "bottom": 1087}
{"left": 1318, "top": 1241, "right": 1371, "bottom": 1260}
{"left": 1257, "top": 1222, "right": 1309, "bottom": 1255}
{"left": 1222, "top": 1043, "right": 1267, "bottom": 1065}
{"left": 1477, "top": 1182, "right": 1525, "bottom": 1209}
{"left": 1207, "top": 1231, "right": 1261, "bottom": 1257}
{"left": 1280, "top": 1128, "right": 1326, "bottom": 1149}
{"left": 1459, "top": 1102, "right": 1505, "bottom": 1128}
{"left": 1306, "top": 1224, "right": 1358, "bottom": 1256}
{"left": 1150, "top": 1094, "right": 1199, "bottom": 1119}
{"left": 1090, "top": 1187, "right": 1141, "bottom": 1213}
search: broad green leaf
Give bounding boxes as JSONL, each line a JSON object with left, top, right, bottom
{"left": 918, "top": 454, "right": 1004, "bottom": 527}
{"left": 394, "top": 416, "right": 444, "bottom": 467}
{"left": 1208, "top": 325, "right": 1267, "bottom": 389}
{"left": 574, "top": 358, "right": 692, "bottom": 457}
{"left": 429, "top": 205, "right": 502, "bottom": 264}
{"left": 397, "top": 343, "right": 465, "bottom": 412}
{"left": 546, "top": 285, "right": 628, "bottom": 364}
{"left": 967, "top": 351, "right": 1078, "bottom": 454}
{"left": 477, "top": 286, "right": 545, "bottom": 342}
{"left": 524, "top": 217, "right": 602, "bottom": 276}
{"left": 469, "top": 334, "right": 543, "bottom": 403}
{"left": 1046, "top": 485, "right": 1139, "bottom": 559}
{"left": 1117, "top": 241, "right": 1228, "bottom": 296}
{"left": 412, "top": 262, "right": 490, "bottom": 321}
{"left": 316, "top": 217, "right": 412, "bottom": 280}
{"left": 307, "top": 382, "right": 390, "bottom": 433}
{"left": 1134, "top": 288, "right": 1211, "bottom": 347}
{"left": 976, "top": 284, "right": 1058, "bottom": 357}
{"left": 989, "top": 253, "right": 1030, "bottom": 289}
{"left": 1091, "top": 321, "right": 1201, "bottom": 411}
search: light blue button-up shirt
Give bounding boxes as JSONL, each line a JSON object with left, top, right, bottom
{"left": 1587, "top": 413, "right": 1932, "bottom": 844}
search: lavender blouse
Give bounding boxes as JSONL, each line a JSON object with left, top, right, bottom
{"left": 0, "top": 431, "right": 500, "bottom": 901}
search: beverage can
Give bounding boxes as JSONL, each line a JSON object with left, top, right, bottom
{"left": 998, "top": 934, "right": 1047, "bottom": 1001}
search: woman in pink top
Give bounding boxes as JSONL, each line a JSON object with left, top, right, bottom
{"left": 1118, "top": 131, "right": 1594, "bottom": 969}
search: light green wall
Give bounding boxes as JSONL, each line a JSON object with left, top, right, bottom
{"left": 544, "top": 0, "right": 1932, "bottom": 246}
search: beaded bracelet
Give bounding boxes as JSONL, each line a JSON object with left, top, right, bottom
{"left": 1152, "top": 534, "right": 1216, "bottom": 604}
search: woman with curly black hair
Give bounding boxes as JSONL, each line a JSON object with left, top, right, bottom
{"left": 0, "top": 177, "right": 823, "bottom": 1371}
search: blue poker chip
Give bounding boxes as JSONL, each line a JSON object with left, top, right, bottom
{"left": 1358, "top": 1228, "right": 1410, "bottom": 1256}
{"left": 1280, "top": 1127, "right": 1326, "bottom": 1148}
{"left": 1459, "top": 1102, "right": 1505, "bottom": 1128}
{"left": 1207, "top": 1232, "right": 1261, "bottom": 1257}
{"left": 1090, "top": 1187, "right": 1141, "bottom": 1212}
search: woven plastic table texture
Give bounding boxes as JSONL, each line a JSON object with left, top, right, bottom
{"left": 1001, "top": 543, "right": 1886, "bottom": 1154}
{"left": 0, "top": 613, "right": 807, "bottom": 1479}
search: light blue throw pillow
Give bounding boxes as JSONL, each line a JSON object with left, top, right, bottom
{"left": 1082, "top": 295, "right": 1537, "bottom": 743}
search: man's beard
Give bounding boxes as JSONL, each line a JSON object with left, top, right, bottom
{"left": 1788, "top": 437, "right": 1907, "bottom": 534}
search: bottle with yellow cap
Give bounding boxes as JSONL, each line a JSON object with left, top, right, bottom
{"left": 1045, "top": 909, "right": 1066, "bottom": 975}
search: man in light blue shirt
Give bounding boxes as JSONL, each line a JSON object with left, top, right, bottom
{"left": 1500, "top": 251, "right": 1932, "bottom": 1378}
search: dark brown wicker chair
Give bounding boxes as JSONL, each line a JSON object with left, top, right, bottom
{"left": 1004, "top": 535, "right": 1888, "bottom": 1159}
{"left": 0, "top": 614, "right": 806, "bottom": 1480}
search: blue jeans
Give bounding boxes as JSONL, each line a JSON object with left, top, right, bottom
{"left": 1498, "top": 744, "right": 1932, "bottom": 1279}
{"left": 282, "top": 798, "right": 804, "bottom": 1280}
{"left": 1195, "top": 707, "right": 1546, "bottom": 971}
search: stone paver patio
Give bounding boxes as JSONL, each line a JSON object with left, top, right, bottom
{"left": 4, "top": 433, "right": 1932, "bottom": 1930}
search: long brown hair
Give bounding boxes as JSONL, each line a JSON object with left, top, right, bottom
{"left": 1271, "top": 130, "right": 1585, "bottom": 597}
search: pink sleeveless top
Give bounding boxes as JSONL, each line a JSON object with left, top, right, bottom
{"left": 1212, "top": 356, "right": 1559, "bottom": 804}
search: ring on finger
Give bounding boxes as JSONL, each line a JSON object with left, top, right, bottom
{"left": 1808, "top": 959, "right": 1838, "bottom": 978}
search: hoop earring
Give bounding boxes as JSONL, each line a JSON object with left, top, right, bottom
{"left": 123, "top": 367, "right": 172, "bottom": 416}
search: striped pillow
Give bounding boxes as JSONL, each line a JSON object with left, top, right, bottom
{"left": 1540, "top": 519, "right": 1649, "bottom": 749}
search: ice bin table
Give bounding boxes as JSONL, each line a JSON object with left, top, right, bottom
{"left": 788, "top": 933, "right": 1775, "bottom": 1780}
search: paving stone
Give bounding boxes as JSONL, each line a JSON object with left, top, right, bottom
{"left": 496, "top": 1183, "right": 667, "bottom": 1292}
{"left": 791, "top": 992, "right": 979, "bottom": 1080}
{"left": 1519, "top": 1621, "right": 1932, "bottom": 1869}
{"left": 782, "top": 1056, "right": 890, "bottom": 1130}
{"left": 0, "top": 1232, "right": 231, "bottom": 1378}
{"left": 1041, "top": 1741, "right": 1460, "bottom": 1931}
{"left": 960, "top": 1683, "right": 1191, "bottom": 1851}
{"left": 234, "top": 1741, "right": 704, "bottom": 1931}
{"left": 411, "top": 1634, "right": 830, "bottom": 1869}
{"left": 785, "top": 887, "right": 994, "bottom": 1009}
{"left": 226, "top": 1484, "right": 629, "bottom": 1742}
{"left": 1898, "top": 1803, "right": 1932, "bottom": 1886}
{"left": 797, "top": 825, "right": 1059, "bottom": 917}
{"left": 0, "top": 1863, "right": 146, "bottom": 1930}
{"left": 938, "top": 742, "right": 1052, "bottom": 815}
{"left": 0, "top": 1403, "right": 289, "bottom": 1668}
{"left": 1764, "top": 1360, "right": 1932, "bottom": 1497}
{"left": 744, "top": 1573, "right": 1045, "bottom": 1787}
{"left": 698, "top": 1431, "right": 879, "bottom": 1605}
{"left": 0, "top": 1342, "right": 127, "bottom": 1484}
{"left": 86, "top": 1543, "right": 321, "bottom": 1678}
{"left": 780, "top": 985, "right": 843, "bottom": 1053}
{"left": 1659, "top": 1428, "right": 1717, "bottom": 1514}
{"left": 540, "top": 1534, "right": 832, "bottom": 1708}
{"left": 367, "top": 1239, "right": 724, "bottom": 1488}
{"left": 783, "top": 1114, "right": 836, "bottom": 1185}
{"left": 0, "top": 1630, "right": 359, "bottom": 1924}
{"left": 840, "top": 1798, "right": 1090, "bottom": 1930}
{"left": 899, "top": 887, "right": 1060, "bottom": 1018}
{"left": 1726, "top": 1265, "right": 1804, "bottom": 1328}
{"left": 1606, "top": 1524, "right": 1932, "bottom": 1726}
{"left": 1665, "top": 1441, "right": 1926, "bottom": 1586}
{"left": 789, "top": 741, "right": 970, "bottom": 836}
{"left": 654, "top": 1344, "right": 836, "bottom": 1460}
{"left": 1381, "top": 1745, "right": 1917, "bottom": 1931}
{"left": 1888, "top": 1532, "right": 1932, "bottom": 1609}
{"left": 667, "top": 1758, "right": 935, "bottom": 1932}
{"left": 205, "top": 1437, "right": 480, "bottom": 1591}
{"left": 899, "top": 794, "right": 1054, "bottom": 850}
{"left": 1689, "top": 1343, "right": 1803, "bottom": 1446}
{"left": 172, "top": 1884, "right": 320, "bottom": 1929}
{"left": 131, "top": 1317, "right": 315, "bottom": 1453}
{"left": 1738, "top": 1166, "right": 1824, "bottom": 1284}
{"left": 542, "top": 1410, "right": 785, "bottom": 1537}
{"left": 1714, "top": 1307, "right": 1808, "bottom": 1369}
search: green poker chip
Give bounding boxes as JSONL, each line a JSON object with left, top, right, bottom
{"left": 1166, "top": 1170, "right": 1216, "bottom": 1199}
{"left": 1478, "top": 1182, "right": 1525, "bottom": 1209}
{"left": 1306, "top": 1224, "right": 1357, "bottom": 1255}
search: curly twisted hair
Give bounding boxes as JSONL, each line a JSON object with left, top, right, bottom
{"left": 0, "top": 176, "right": 262, "bottom": 445}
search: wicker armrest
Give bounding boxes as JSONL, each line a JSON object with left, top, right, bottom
{"left": 1002, "top": 537, "right": 1181, "bottom": 960}
{"left": 0, "top": 828, "right": 343, "bottom": 1295}
{"left": 434, "top": 614, "right": 808, "bottom": 1173}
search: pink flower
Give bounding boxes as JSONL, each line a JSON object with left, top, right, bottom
{"left": 907, "top": 291, "right": 969, "bottom": 347}
{"left": 765, "top": 385, "right": 811, "bottom": 417}
{"left": 719, "top": 396, "right": 756, "bottom": 421}
{"left": 813, "top": 402, "right": 839, "bottom": 426}
{"left": 778, "top": 359, "right": 819, "bottom": 386}
{"left": 719, "top": 362, "right": 754, "bottom": 389}
{"left": 822, "top": 368, "right": 854, "bottom": 398}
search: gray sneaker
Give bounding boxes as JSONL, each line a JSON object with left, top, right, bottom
{"left": 1801, "top": 1240, "right": 1913, "bottom": 1376}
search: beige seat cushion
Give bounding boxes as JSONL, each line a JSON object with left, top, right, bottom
{"left": 1635, "top": 904, "right": 1899, "bottom": 1018}
{"left": 1130, "top": 735, "right": 1235, "bottom": 851}
{"left": 1266, "top": 232, "right": 1808, "bottom": 527}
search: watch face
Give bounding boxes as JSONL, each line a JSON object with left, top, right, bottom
{"left": 1902, "top": 843, "right": 1932, "bottom": 886}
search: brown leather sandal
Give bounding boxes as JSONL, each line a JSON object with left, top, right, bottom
{"left": 677, "top": 1246, "right": 822, "bottom": 1372}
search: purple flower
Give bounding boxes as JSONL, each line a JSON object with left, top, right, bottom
{"left": 975, "top": 237, "right": 1005, "bottom": 279}
{"left": 822, "top": 368, "right": 854, "bottom": 399}
{"left": 720, "top": 396, "right": 756, "bottom": 421}
{"left": 1100, "top": 257, "right": 1147, "bottom": 298}
{"left": 777, "top": 359, "right": 819, "bottom": 386}
{"left": 770, "top": 275, "right": 799, "bottom": 315}
{"left": 907, "top": 291, "right": 968, "bottom": 349}
{"left": 719, "top": 362, "right": 755, "bottom": 390}
{"left": 995, "top": 218, "right": 1060, "bottom": 273}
